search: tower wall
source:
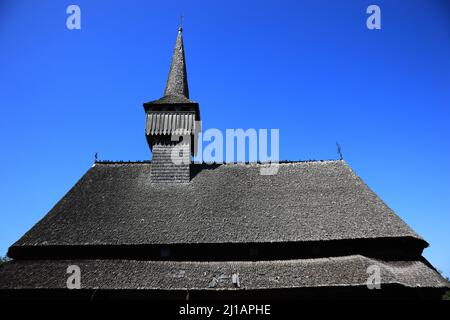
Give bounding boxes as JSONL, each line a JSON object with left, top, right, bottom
{"left": 150, "top": 137, "right": 191, "bottom": 183}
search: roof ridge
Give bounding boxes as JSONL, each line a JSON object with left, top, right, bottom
{"left": 93, "top": 159, "right": 344, "bottom": 165}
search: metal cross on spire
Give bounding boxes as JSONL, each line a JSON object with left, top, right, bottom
{"left": 179, "top": 14, "right": 184, "bottom": 32}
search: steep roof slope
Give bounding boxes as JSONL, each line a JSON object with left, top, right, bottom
{"left": 10, "top": 161, "right": 423, "bottom": 250}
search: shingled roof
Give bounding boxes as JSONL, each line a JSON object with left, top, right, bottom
{"left": 144, "top": 94, "right": 197, "bottom": 106}
{"left": 0, "top": 256, "right": 446, "bottom": 291}
{"left": 1, "top": 160, "right": 448, "bottom": 297}
{"left": 8, "top": 161, "right": 424, "bottom": 250}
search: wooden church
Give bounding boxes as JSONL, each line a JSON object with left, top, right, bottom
{"left": 0, "top": 27, "right": 447, "bottom": 300}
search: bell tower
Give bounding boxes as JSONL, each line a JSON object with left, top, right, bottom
{"left": 143, "top": 27, "right": 200, "bottom": 183}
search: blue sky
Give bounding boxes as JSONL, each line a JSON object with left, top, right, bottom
{"left": 0, "top": 0, "right": 449, "bottom": 277}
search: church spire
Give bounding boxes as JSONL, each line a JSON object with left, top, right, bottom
{"left": 143, "top": 24, "right": 201, "bottom": 183}
{"left": 163, "top": 26, "right": 189, "bottom": 98}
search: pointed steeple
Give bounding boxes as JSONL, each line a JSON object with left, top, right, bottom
{"left": 143, "top": 24, "right": 201, "bottom": 183}
{"left": 164, "top": 27, "right": 189, "bottom": 98}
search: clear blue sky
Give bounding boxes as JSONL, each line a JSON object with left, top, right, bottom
{"left": 0, "top": 0, "right": 449, "bottom": 277}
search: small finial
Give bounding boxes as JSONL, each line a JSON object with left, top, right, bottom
{"left": 94, "top": 152, "right": 98, "bottom": 162}
{"left": 336, "top": 142, "right": 343, "bottom": 160}
{"left": 179, "top": 15, "right": 184, "bottom": 32}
